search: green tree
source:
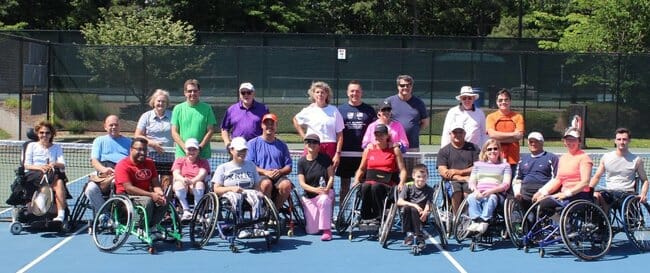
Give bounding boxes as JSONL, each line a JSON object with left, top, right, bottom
{"left": 0, "top": 0, "right": 27, "bottom": 30}
{"left": 80, "top": 4, "right": 211, "bottom": 109}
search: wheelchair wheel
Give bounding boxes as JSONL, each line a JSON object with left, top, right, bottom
{"left": 335, "top": 183, "right": 361, "bottom": 235}
{"left": 623, "top": 196, "right": 650, "bottom": 251}
{"left": 262, "top": 195, "right": 282, "bottom": 245}
{"left": 282, "top": 188, "right": 305, "bottom": 236}
{"left": 189, "top": 192, "right": 219, "bottom": 248}
{"left": 504, "top": 197, "right": 525, "bottom": 248}
{"left": 433, "top": 181, "right": 454, "bottom": 239}
{"left": 92, "top": 196, "right": 134, "bottom": 252}
{"left": 560, "top": 200, "right": 612, "bottom": 261}
{"left": 426, "top": 205, "right": 448, "bottom": 250}
{"left": 453, "top": 198, "right": 471, "bottom": 243}
{"left": 66, "top": 185, "right": 90, "bottom": 232}
{"left": 378, "top": 199, "right": 397, "bottom": 248}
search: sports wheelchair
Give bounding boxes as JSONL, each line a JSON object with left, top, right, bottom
{"left": 453, "top": 195, "right": 522, "bottom": 251}
{"left": 600, "top": 191, "right": 650, "bottom": 252}
{"left": 91, "top": 194, "right": 182, "bottom": 254}
{"left": 520, "top": 197, "right": 612, "bottom": 260}
{"left": 189, "top": 191, "right": 281, "bottom": 252}
{"left": 335, "top": 182, "right": 388, "bottom": 240}
{"left": 276, "top": 188, "right": 305, "bottom": 237}
{"left": 377, "top": 182, "right": 448, "bottom": 255}
{"left": 432, "top": 180, "right": 456, "bottom": 240}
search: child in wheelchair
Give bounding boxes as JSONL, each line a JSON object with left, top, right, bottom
{"left": 397, "top": 164, "right": 433, "bottom": 247}
{"left": 171, "top": 138, "right": 210, "bottom": 221}
{"left": 212, "top": 137, "right": 269, "bottom": 238}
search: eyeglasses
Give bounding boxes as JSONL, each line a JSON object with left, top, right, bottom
{"left": 398, "top": 83, "right": 411, "bottom": 88}
{"left": 305, "top": 140, "right": 320, "bottom": 145}
{"left": 240, "top": 91, "right": 253, "bottom": 96}
{"left": 497, "top": 98, "right": 510, "bottom": 102}
{"left": 460, "top": 97, "right": 474, "bottom": 101}
{"left": 486, "top": 147, "right": 499, "bottom": 152}
{"left": 38, "top": 131, "right": 51, "bottom": 135}
{"left": 186, "top": 89, "right": 199, "bottom": 93}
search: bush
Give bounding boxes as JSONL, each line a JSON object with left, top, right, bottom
{"left": 583, "top": 103, "right": 645, "bottom": 138}
{"left": 53, "top": 93, "right": 108, "bottom": 121}
{"left": 65, "top": 120, "right": 86, "bottom": 134}
{"left": 525, "top": 110, "right": 562, "bottom": 140}
{"left": 3, "top": 97, "right": 31, "bottom": 110}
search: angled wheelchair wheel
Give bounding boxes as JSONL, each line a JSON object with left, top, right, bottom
{"left": 66, "top": 184, "right": 91, "bottom": 232}
{"left": 378, "top": 199, "right": 398, "bottom": 248}
{"left": 92, "top": 196, "right": 133, "bottom": 252}
{"left": 504, "top": 197, "right": 525, "bottom": 248}
{"left": 281, "top": 188, "right": 305, "bottom": 236}
{"left": 623, "top": 196, "right": 650, "bottom": 252}
{"left": 560, "top": 200, "right": 612, "bottom": 261}
{"left": 427, "top": 204, "right": 448, "bottom": 249}
{"left": 454, "top": 198, "right": 471, "bottom": 243}
{"left": 335, "top": 183, "right": 361, "bottom": 235}
{"left": 262, "top": 195, "right": 282, "bottom": 245}
{"left": 189, "top": 192, "right": 218, "bottom": 248}
{"left": 433, "top": 181, "right": 454, "bottom": 239}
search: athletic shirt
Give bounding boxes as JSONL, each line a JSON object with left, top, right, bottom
{"left": 469, "top": 161, "right": 511, "bottom": 193}
{"left": 114, "top": 157, "right": 158, "bottom": 194}
{"left": 297, "top": 153, "right": 332, "bottom": 199}
{"left": 486, "top": 110, "right": 525, "bottom": 164}
{"left": 601, "top": 151, "right": 646, "bottom": 192}
{"left": 556, "top": 150, "right": 593, "bottom": 193}
{"left": 338, "top": 102, "right": 376, "bottom": 152}
{"left": 367, "top": 146, "right": 398, "bottom": 173}
{"left": 516, "top": 151, "right": 559, "bottom": 186}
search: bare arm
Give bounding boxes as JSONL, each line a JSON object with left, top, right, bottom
{"left": 220, "top": 129, "right": 231, "bottom": 147}
{"left": 419, "top": 117, "right": 430, "bottom": 130}
{"left": 171, "top": 125, "right": 184, "bottom": 150}
{"left": 199, "top": 125, "right": 215, "bottom": 149}
{"left": 292, "top": 116, "right": 305, "bottom": 139}
{"left": 92, "top": 158, "right": 113, "bottom": 175}
{"left": 487, "top": 128, "right": 523, "bottom": 143}
{"left": 589, "top": 160, "right": 606, "bottom": 188}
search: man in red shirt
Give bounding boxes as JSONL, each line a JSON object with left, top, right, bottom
{"left": 115, "top": 137, "right": 167, "bottom": 228}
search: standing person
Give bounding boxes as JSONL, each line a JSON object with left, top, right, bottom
{"left": 247, "top": 113, "right": 293, "bottom": 210}
{"left": 293, "top": 81, "right": 344, "bottom": 167}
{"left": 466, "top": 139, "right": 512, "bottom": 234}
{"left": 513, "top": 132, "right": 558, "bottom": 213}
{"left": 362, "top": 100, "right": 409, "bottom": 152}
{"left": 336, "top": 80, "right": 376, "bottom": 210}
{"left": 297, "top": 134, "right": 335, "bottom": 241}
{"left": 590, "top": 128, "right": 649, "bottom": 213}
{"left": 171, "top": 138, "right": 210, "bottom": 221}
{"left": 385, "top": 74, "right": 429, "bottom": 152}
{"left": 171, "top": 79, "right": 217, "bottom": 160}
{"left": 135, "top": 89, "right": 173, "bottom": 161}
{"left": 24, "top": 121, "right": 68, "bottom": 222}
{"left": 221, "top": 82, "right": 269, "bottom": 147}
{"left": 441, "top": 86, "right": 487, "bottom": 148}
{"left": 85, "top": 115, "right": 132, "bottom": 212}
{"left": 437, "top": 125, "right": 480, "bottom": 215}
{"left": 397, "top": 164, "right": 434, "bottom": 246}
{"left": 114, "top": 137, "right": 167, "bottom": 233}
{"left": 486, "top": 88, "right": 525, "bottom": 176}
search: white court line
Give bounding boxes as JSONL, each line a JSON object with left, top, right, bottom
{"left": 15, "top": 224, "right": 89, "bottom": 273}
{"left": 423, "top": 230, "right": 469, "bottom": 273}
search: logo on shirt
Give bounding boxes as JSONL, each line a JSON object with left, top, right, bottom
{"left": 135, "top": 169, "right": 153, "bottom": 180}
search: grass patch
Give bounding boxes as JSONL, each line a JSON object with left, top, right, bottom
{"left": 0, "top": 128, "right": 11, "bottom": 139}
{"left": 4, "top": 97, "right": 31, "bottom": 110}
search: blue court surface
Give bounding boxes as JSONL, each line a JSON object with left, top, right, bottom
{"left": 0, "top": 216, "right": 645, "bottom": 273}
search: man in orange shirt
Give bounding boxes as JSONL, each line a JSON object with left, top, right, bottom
{"left": 486, "top": 89, "right": 525, "bottom": 179}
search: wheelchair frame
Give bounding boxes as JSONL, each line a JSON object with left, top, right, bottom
{"left": 605, "top": 193, "right": 650, "bottom": 252}
{"left": 9, "top": 170, "right": 66, "bottom": 235}
{"left": 454, "top": 195, "right": 517, "bottom": 252}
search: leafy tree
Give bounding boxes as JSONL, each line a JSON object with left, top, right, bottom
{"left": 0, "top": 0, "right": 27, "bottom": 30}
{"left": 80, "top": 4, "right": 211, "bottom": 109}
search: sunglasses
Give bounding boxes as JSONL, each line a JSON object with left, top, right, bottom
{"left": 305, "top": 140, "right": 320, "bottom": 145}
{"left": 240, "top": 91, "right": 253, "bottom": 95}
{"left": 398, "top": 83, "right": 411, "bottom": 88}
{"left": 497, "top": 98, "right": 510, "bottom": 102}
{"left": 38, "top": 131, "right": 51, "bottom": 135}
{"left": 486, "top": 147, "right": 499, "bottom": 152}
{"left": 460, "top": 97, "right": 474, "bottom": 101}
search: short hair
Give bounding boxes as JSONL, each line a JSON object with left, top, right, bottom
{"left": 615, "top": 127, "right": 631, "bottom": 139}
{"left": 396, "top": 75, "right": 413, "bottom": 85}
{"left": 412, "top": 163, "right": 429, "bottom": 175}
{"left": 148, "top": 89, "right": 170, "bottom": 108}
{"left": 131, "top": 137, "right": 148, "bottom": 148}
{"left": 348, "top": 79, "right": 361, "bottom": 86}
{"left": 34, "top": 120, "right": 56, "bottom": 143}
{"left": 479, "top": 138, "right": 503, "bottom": 162}
{"left": 307, "top": 81, "right": 331, "bottom": 104}
{"left": 183, "top": 79, "right": 200, "bottom": 92}
{"left": 496, "top": 88, "right": 511, "bottom": 99}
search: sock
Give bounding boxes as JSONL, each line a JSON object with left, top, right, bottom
{"left": 57, "top": 209, "right": 65, "bottom": 218}
{"left": 175, "top": 188, "right": 189, "bottom": 211}
{"left": 193, "top": 188, "right": 204, "bottom": 207}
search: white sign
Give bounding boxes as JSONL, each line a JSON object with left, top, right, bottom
{"left": 337, "top": 48, "right": 346, "bottom": 60}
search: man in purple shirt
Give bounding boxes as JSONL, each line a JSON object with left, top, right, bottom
{"left": 246, "top": 113, "right": 293, "bottom": 209}
{"left": 221, "top": 82, "right": 269, "bottom": 147}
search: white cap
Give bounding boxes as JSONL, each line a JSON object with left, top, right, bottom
{"left": 563, "top": 128, "right": 580, "bottom": 139}
{"left": 527, "top": 132, "right": 544, "bottom": 142}
{"left": 184, "top": 138, "right": 200, "bottom": 150}
{"left": 239, "top": 82, "right": 255, "bottom": 92}
{"left": 230, "top": 137, "right": 248, "bottom": 151}
{"left": 455, "top": 86, "right": 479, "bottom": 101}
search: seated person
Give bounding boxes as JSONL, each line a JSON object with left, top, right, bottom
{"left": 246, "top": 113, "right": 293, "bottom": 210}
{"left": 114, "top": 137, "right": 167, "bottom": 231}
{"left": 212, "top": 137, "right": 267, "bottom": 238}
{"left": 513, "top": 132, "right": 558, "bottom": 213}
{"left": 172, "top": 138, "right": 210, "bottom": 221}
{"left": 437, "top": 125, "right": 480, "bottom": 215}
{"left": 533, "top": 127, "right": 593, "bottom": 218}
{"left": 86, "top": 115, "right": 131, "bottom": 212}
{"left": 23, "top": 121, "right": 68, "bottom": 222}
{"left": 590, "top": 128, "right": 649, "bottom": 213}
{"left": 397, "top": 164, "right": 434, "bottom": 245}
{"left": 354, "top": 124, "right": 407, "bottom": 223}
{"left": 298, "top": 134, "right": 334, "bottom": 241}
{"left": 466, "top": 139, "right": 512, "bottom": 234}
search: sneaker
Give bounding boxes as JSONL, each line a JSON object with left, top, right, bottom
{"left": 53, "top": 214, "right": 65, "bottom": 222}
{"left": 98, "top": 213, "right": 111, "bottom": 229}
{"left": 321, "top": 230, "right": 332, "bottom": 241}
{"left": 181, "top": 210, "right": 193, "bottom": 221}
{"left": 253, "top": 229, "right": 270, "bottom": 237}
{"left": 477, "top": 222, "right": 489, "bottom": 235}
{"left": 467, "top": 222, "right": 480, "bottom": 232}
{"left": 238, "top": 229, "right": 252, "bottom": 239}
{"left": 403, "top": 233, "right": 414, "bottom": 245}
{"left": 150, "top": 231, "right": 164, "bottom": 241}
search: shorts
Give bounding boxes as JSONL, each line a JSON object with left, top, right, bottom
{"left": 599, "top": 190, "right": 633, "bottom": 208}
{"left": 336, "top": 156, "right": 361, "bottom": 178}
{"left": 450, "top": 181, "right": 470, "bottom": 194}
{"left": 259, "top": 175, "right": 291, "bottom": 186}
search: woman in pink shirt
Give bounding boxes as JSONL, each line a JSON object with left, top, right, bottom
{"left": 362, "top": 100, "right": 409, "bottom": 153}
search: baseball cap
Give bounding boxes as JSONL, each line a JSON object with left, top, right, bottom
{"left": 239, "top": 82, "right": 255, "bottom": 92}
{"left": 527, "top": 132, "right": 544, "bottom": 142}
{"left": 184, "top": 138, "right": 200, "bottom": 150}
{"left": 563, "top": 128, "right": 580, "bottom": 139}
{"left": 230, "top": 137, "right": 248, "bottom": 151}
{"left": 304, "top": 134, "right": 320, "bottom": 143}
{"left": 374, "top": 124, "right": 389, "bottom": 134}
{"left": 262, "top": 113, "right": 277, "bottom": 123}
{"left": 451, "top": 122, "right": 465, "bottom": 132}
{"left": 377, "top": 100, "right": 392, "bottom": 111}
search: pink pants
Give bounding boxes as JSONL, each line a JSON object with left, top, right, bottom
{"left": 301, "top": 190, "right": 335, "bottom": 234}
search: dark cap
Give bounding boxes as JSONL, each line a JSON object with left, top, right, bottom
{"left": 377, "top": 100, "right": 392, "bottom": 111}
{"left": 304, "top": 134, "right": 320, "bottom": 143}
{"left": 374, "top": 124, "right": 389, "bottom": 134}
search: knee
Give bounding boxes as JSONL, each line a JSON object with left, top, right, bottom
{"left": 277, "top": 181, "right": 292, "bottom": 194}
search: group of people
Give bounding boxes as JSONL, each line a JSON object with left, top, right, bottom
{"left": 19, "top": 76, "right": 648, "bottom": 248}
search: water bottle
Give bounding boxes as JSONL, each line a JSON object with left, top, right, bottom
{"left": 319, "top": 176, "right": 326, "bottom": 188}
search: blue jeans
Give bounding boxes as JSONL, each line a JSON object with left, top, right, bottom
{"left": 467, "top": 192, "right": 501, "bottom": 221}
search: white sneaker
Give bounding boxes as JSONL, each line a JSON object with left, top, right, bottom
{"left": 253, "top": 229, "right": 270, "bottom": 237}
{"left": 53, "top": 214, "right": 65, "bottom": 222}
{"left": 181, "top": 210, "right": 193, "bottom": 221}
{"left": 238, "top": 229, "right": 252, "bottom": 239}
{"left": 477, "top": 222, "right": 489, "bottom": 235}
{"left": 467, "top": 222, "right": 479, "bottom": 232}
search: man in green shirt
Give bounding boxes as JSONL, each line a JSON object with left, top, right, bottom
{"left": 171, "top": 79, "right": 217, "bottom": 159}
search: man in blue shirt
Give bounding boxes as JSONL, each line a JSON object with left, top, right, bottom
{"left": 513, "top": 132, "right": 558, "bottom": 212}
